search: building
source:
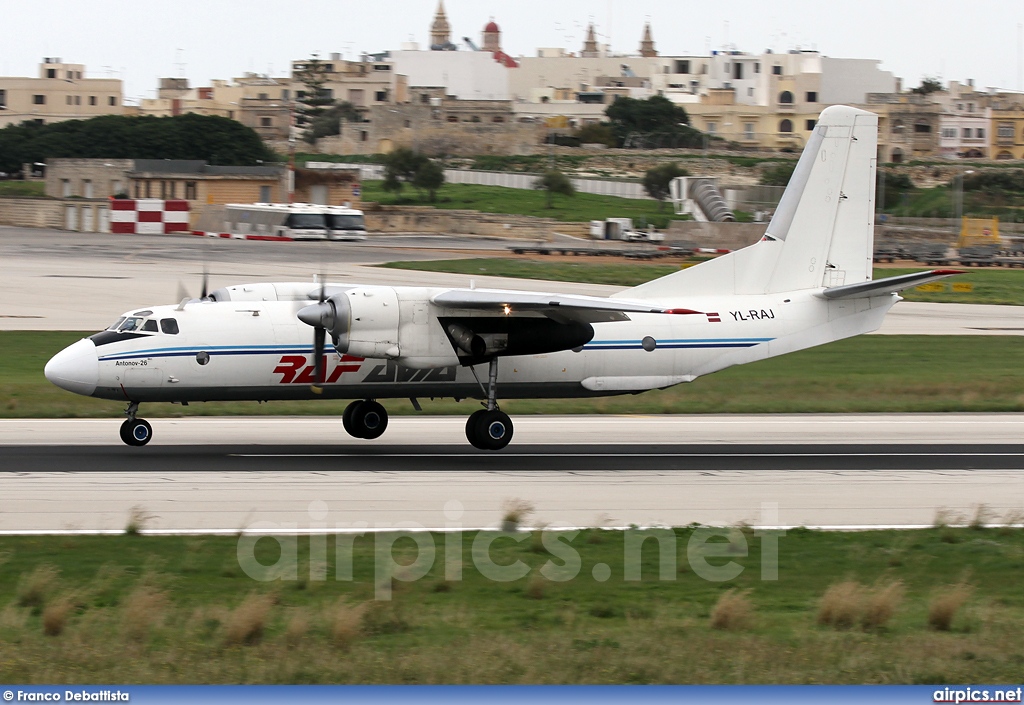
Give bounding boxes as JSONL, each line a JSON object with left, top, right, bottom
{"left": 290, "top": 55, "right": 408, "bottom": 113}
{"left": 990, "top": 95, "right": 1024, "bottom": 160}
{"left": 0, "top": 58, "right": 122, "bottom": 128}
{"left": 863, "top": 93, "right": 941, "bottom": 162}
{"left": 936, "top": 82, "right": 991, "bottom": 158}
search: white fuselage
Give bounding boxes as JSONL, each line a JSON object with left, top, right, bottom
{"left": 48, "top": 281, "right": 898, "bottom": 405}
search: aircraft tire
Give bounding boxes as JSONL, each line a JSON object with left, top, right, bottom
{"left": 467, "top": 409, "right": 513, "bottom": 450}
{"left": 342, "top": 400, "right": 365, "bottom": 438}
{"left": 356, "top": 401, "right": 388, "bottom": 440}
{"left": 120, "top": 418, "right": 152, "bottom": 447}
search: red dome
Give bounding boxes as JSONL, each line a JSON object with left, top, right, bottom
{"left": 484, "top": 21, "right": 499, "bottom": 32}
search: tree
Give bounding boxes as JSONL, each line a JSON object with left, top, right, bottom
{"left": 293, "top": 54, "right": 336, "bottom": 142}
{"left": 573, "top": 122, "right": 616, "bottom": 147}
{"left": 308, "top": 102, "right": 362, "bottom": 140}
{"left": 642, "top": 162, "right": 689, "bottom": 210}
{"left": 381, "top": 147, "right": 445, "bottom": 202}
{"left": 0, "top": 114, "right": 273, "bottom": 173}
{"left": 533, "top": 170, "right": 575, "bottom": 208}
{"left": 604, "top": 95, "right": 698, "bottom": 147}
{"left": 911, "top": 77, "right": 944, "bottom": 95}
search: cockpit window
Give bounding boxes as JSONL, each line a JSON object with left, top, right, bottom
{"left": 106, "top": 317, "right": 126, "bottom": 331}
{"left": 142, "top": 320, "right": 158, "bottom": 333}
{"left": 160, "top": 319, "right": 180, "bottom": 335}
{"left": 118, "top": 317, "right": 146, "bottom": 332}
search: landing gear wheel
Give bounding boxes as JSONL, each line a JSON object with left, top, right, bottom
{"left": 120, "top": 418, "right": 152, "bottom": 447}
{"left": 343, "top": 400, "right": 388, "bottom": 439}
{"left": 466, "top": 409, "right": 513, "bottom": 450}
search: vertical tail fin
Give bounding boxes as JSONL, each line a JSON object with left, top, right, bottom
{"left": 621, "top": 106, "right": 878, "bottom": 301}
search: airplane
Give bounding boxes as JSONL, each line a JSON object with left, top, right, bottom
{"left": 44, "top": 105, "right": 959, "bottom": 450}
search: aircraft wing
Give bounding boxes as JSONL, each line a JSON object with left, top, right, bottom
{"left": 820, "top": 270, "right": 962, "bottom": 300}
{"left": 431, "top": 289, "right": 699, "bottom": 323}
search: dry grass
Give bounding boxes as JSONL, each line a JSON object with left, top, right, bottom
{"left": 125, "top": 506, "right": 154, "bottom": 535}
{"left": 933, "top": 508, "right": 964, "bottom": 528}
{"left": 525, "top": 574, "right": 547, "bottom": 600}
{"left": 285, "top": 609, "right": 310, "bottom": 645}
{"left": 817, "top": 579, "right": 905, "bottom": 631}
{"left": 929, "top": 584, "right": 973, "bottom": 631}
{"left": 329, "top": 601, "right": 366, "bottom": 650}
{"left": 120, "top": 585, "right": 169, "bottom": 642}
{"left": 501, "top": 498, "right": 535, "bottom": 532}
{"left": 969, "top": 504, "right": 995, "bottom": 531}
{"left": 817, "top": 580, "right": 863, "bottom": 629}
{"left": 710, "top": 589, "right": 754, "bottom": 630}
{"left": 42, "top": 594, "right": 75, "bottom": 637}
{"left": 861, "top": 580, "right": 904, "bottom": 631}
{"left": 223, "top": 594, "right": 274, "bottom": 646}
{"left": 16, "top": 564, "right": 59, "bottom": 610}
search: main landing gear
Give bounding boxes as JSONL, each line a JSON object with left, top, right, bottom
{"left": 119, "top": 402, "right": 153, "bottom": 447}
{"left": 342, "top": 399, "right": 389, "bottom": 439}
{"left": 465, "top": 358, "right": 513, "bottom": 451}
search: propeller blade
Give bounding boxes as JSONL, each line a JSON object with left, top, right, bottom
{"left": 176, "top": 281, "right": 190, "bottom": 303}
{"left": 200, "top": 267, "right": 209, "bottom": 299}
{"left": 312, "top": 326, "right": 326, "bottom": 389}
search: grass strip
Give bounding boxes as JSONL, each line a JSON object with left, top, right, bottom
{"left": 4, "top": 332, "right": 1024, "bottom": 418}
{"left": 0, "top": 526, "right": 1021, "bottom": 683}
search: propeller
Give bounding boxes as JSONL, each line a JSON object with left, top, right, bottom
{"left": 176, "top": 266, "right": 211, "bottom": 305}
{"left": 312, "top": 280, "right": 328, "bottom": 388}
{"left": 297, "top": 284, "right": 351, "bottom": 392}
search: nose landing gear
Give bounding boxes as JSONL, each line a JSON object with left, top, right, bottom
{"left": 119, "top": 402, "right": 153, "bottom": 447}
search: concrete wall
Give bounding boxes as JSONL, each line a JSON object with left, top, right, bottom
{"left": 46, "top": 159, "right": 133, "bottom": 198}
{"left": 0, "top": 197, "right": 110, "bottom": 232}
{"left": 364, "top": 206, "right": 589, "bottom": 238}
{"left": 667, "top": 220, "right": 768, "bottom": 250}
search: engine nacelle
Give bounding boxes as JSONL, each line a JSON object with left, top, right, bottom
{"left": 336, "top": 286, "right": 401, "bottom": 359}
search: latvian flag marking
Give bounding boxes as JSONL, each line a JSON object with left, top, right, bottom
{"left": 706, "top": 312, "right": 722, "bottom": 323}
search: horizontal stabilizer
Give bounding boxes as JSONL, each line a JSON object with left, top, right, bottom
{"left": 819, "top": 270, "right": 962, "bottom": 300}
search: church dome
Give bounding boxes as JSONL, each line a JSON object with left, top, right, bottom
{"left": 484, "top": 20, "right": 499, "bottom": 33}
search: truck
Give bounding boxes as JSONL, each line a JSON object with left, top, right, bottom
{"left": 589, "top": 218, "right": 665, "bottom": 242}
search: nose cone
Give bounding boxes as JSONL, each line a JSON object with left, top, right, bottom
{"left": 45, "top": 338, "right": 99, "bottom": 396}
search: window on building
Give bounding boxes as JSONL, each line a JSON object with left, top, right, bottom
{"left": 74, "top": 95, "right": 80, "bottom": 105}
{"left": 32, "top": 119, "right": 44, "bottom": 125}
{"left": 754, "top": 62, "right": 760, "bottom": 74}
{"left": 806, "top": 91, "right": 817, "bottom": 103}
{"left": 675, "top": 59, "right": 690, "bottom": 74}
{"left": 281, "top": 89, "right": 289, "bottom": 101}
{"left": 323, "top": 64, "right": 333, "bottom": 73}
{"left": 66, "top": 96, "right": 72, "bottom": 105}
{"left": 83, "top": 180, "right": 93, "bottom": 198}
{"left": 169, "top": 182, "right": 176, "bottom": 199}
{"left": 772, "top": 65, "right": 782, "bottom": 75}
{"left": 33, "top": 94, "right": 46, "bottom": 105}
{"left": 962, "top": 128, "right": 972, "bottom": 139}
{"left": 360, "top": 130, "right": 368, "bottom": 142}
{"left": 259, "top": 185, "right": 271, "bottom": 202}
{"left": 914, "top": 121, "right": 931, "bottom": 133}
{"left": 805, "top": 119, "right": 816, "bottom": 130}
{"left": 61, "top": 179, "right": 71, "bottom": 197}
{"left": 744, "top": 122, "right": 754, "bottom": 140}
{"left": 997, "top": 151, "right": 1013, "bottom": 159}
{"left": 108, "top": 96, "right": 116, "bottom": 106}
{"left": 779, "top": 91, "right": 793, "bottom": 104}
{"left": 160, "top": 181, "right": 167, "bottom": 199}
{"left": 403, "top": 119, "right": 411, "bottom": 128}
{"left": 967, "top": 103, "right": 974, "bottom": 112}
{"left": 260, "top": 117, "right": 272, "bottom": 127}
{"left": 470, "top": 115, "right": 481, "bottom": 123}
{"left": 492, "top": 116, "right": 505, "bottom": 123}
{"left": 374, "top": 64, "right": 391, "bottom": 71}
{"left": 46, "top": 68, "right": 56, "bottom": 78}
{"left": 375, "top": 91, "right": 388, "bottom": 102}
{"left": 779, "top": 119, "right": 793, "bottom": 133}
{"left": 89, "top": 95, "right": 96, "bottom": 106}
{"left": 420, "top": 94, "right": 431, "bottom": 104}
{"left": 144, "top": 181, "right": 151, "bottom": 198}
{"left": 998, "top": 124, "right": 1014, "bottom": 138}
{"left": 185, "top": 181, "right": 197, "bottom": 200}
{"left": 706, "top": 121, "right": 717, "bottom": 135}
{"left": 0, "top": 89, "right": 5, "bottom": 108}
{"left": 447, "top": 115, "right": 458, "bottom": 122}
{"left": 747, "top": 87, "right": 753, "bottom": 97}
{"left": 977, "top": 128, "right": 985, "bottom": 139}
{"left": 733, "top": 63, "right": 743, "bottom": 80}
{"left": 258, "top": 92, "right": 269, "bottom": 100}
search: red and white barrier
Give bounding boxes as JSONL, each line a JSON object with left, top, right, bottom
{"left": 110, "top": 199, "right": 190, "bottom": 235}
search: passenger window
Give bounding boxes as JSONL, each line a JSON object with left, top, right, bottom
{"left": 160, "top": 319, "right": 180, "bottom": 335}
{"left": 142, "top": 320, "right": 158, "bottom": 332}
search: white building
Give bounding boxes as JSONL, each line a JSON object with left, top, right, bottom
{"left": 389, "top": 50, "right": 511, "bottom": 101}
{"left": 936, "top": 81, "right": 991, "bottom": 158}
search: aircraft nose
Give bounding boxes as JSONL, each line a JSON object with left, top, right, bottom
{"left": 44, "top": 338, "right": 99, "bottom": 396}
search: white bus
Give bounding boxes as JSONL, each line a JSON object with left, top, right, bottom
{"left": 223, "top": 203, "right": 367, "bottom": 241}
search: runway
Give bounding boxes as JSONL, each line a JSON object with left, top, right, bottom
{"left": 3, "top": 227, "right": 1023, "bottom": 334}
{"left": 0, "top": 416, "right": 1021, "bottom": 533}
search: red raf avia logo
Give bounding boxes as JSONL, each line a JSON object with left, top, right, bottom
{"left": 273, "top": 354, "right": 364, "bottom": 384}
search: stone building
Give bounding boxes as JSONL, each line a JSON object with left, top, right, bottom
{"left": 0, "top": 58, "right": 122, "bottom": 128}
